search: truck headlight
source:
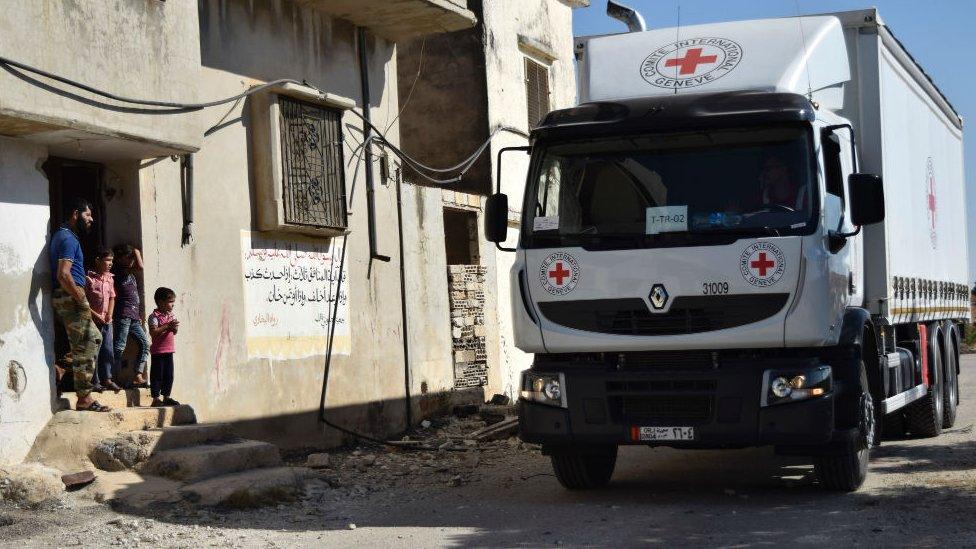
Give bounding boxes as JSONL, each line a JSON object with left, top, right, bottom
{"left": 520, "top": 372, "right": 567, "bottom": 408}
{"left": 761, "top": 366, "right": 831, "bottom": 407}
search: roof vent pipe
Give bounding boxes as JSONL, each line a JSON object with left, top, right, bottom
{"left": 607, "top": 0, "right": 646, "bottom": 33}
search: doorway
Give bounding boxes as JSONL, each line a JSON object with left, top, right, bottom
{"left": 443, "top": 208, "right": 488, "bottom": 389}
{"left": 44, "top": 158, "right": 106, "bottom": 372}
{"left": 45, "top": 158, "right": 106, "bottom": 268}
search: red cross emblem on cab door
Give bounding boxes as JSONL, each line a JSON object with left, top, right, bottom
{"left": 540, "top": 252, "right": 580, "bottom": 296}
{"left": 739, "top": 242, "right": 786, "bottom": 287}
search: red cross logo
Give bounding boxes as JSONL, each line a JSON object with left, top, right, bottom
{"left": 548, "top": 262, "right": 571, "bottom": 286}
{"left": 665, "top": 47, "right": 718, "bottom": 75}
{"left": 750, "top": 252, "right": 775, "bottom": 277}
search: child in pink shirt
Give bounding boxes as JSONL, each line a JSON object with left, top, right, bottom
{"left": 85, "top": 247, "right": 120, "bottom": 392}
{"left": 147, "top": 287, "right": 180, "bottom": 407}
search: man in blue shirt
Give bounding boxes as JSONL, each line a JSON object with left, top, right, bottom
{"left": 50, "top": 197, "right": 110, "bottom": 412}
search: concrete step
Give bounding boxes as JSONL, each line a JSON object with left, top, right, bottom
{"left": 25, "top": 405, "right": 196, "bottom": 472}
{"left": 141, "top": 440, "right": 282, "bottom": 482}
{"left": 64, "top": 388, "right": 153, "bottom": 409}
{"left": 180, "top": 466, "right": 309, "bottom": 507}
{"left": 90, "top": 423, "right": 238, "bottom": 471}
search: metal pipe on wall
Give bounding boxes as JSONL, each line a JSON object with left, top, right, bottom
{"left": 357, "top": 26, "right": 390, "bottom": 264}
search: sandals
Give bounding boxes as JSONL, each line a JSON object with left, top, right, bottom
{"left": 77, "top": 400, "right": 112, "bottom": 412}
{"left": 103, "top": 380, "right": 122, "bottom": 393}
{"left": 162, "top": 397, "right": 181, "bottom": 406}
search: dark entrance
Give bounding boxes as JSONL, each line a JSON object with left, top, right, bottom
{"left": 44, "top": 158, "right": 106, "bottom": 371}
{"left": 45, "top": 158, "right": 106, "bottom": 269}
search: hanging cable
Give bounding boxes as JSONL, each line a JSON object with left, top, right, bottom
{"left": 0, "top": 55, "right": 300, "bottom": 111}
{"left": 0, "top": 53, "right": 525, "bottom": 185}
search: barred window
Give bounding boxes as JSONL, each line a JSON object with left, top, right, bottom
{"left": 524, "top": 57, "right": 550, "bottom": 130}
{"left": 278, "top": 96, "right": 347, "bottom": 230}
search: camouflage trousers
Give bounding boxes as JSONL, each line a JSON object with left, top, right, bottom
{"left": 52, "top": 288, "right": 102, "bottom": 398}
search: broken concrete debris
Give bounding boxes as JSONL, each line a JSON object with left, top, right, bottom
{"left": 60, "top": 471, "right": 96, "bottom": 489}
{"left": 0, "top": 463, "right": 64, "bottom": 507}
{"left": 305, "top": 453, "right": 331, "bottom": 469}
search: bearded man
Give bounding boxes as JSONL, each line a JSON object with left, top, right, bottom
{"left": 50, "top": 197, "right": 110, "bottom": 412}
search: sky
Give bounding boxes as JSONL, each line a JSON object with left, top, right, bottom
{"left": 573, "top": 0, "right": 976, "bottom": 285}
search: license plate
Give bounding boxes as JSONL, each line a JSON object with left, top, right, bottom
{"left": 638, "top": 426, "right": 695, "bottom": 441}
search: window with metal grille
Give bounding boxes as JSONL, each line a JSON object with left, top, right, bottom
{"left": 278, "top": 96, "right": 348, "bottom": 230}
{"left": 524, "top": 57, "right": 550, "bottom": 130}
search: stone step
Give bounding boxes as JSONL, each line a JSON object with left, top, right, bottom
{"left": 141, "top": 440, "right": 282, "bottom": 483}
{"left": 90, "top": 423, "right": 238, "bottom": 471}
{"left": 180, "top": 466, "right": 309, "bottom": 507}
{"left": 25, "top": 405, "right": 196, "bottom": 472}
{"left": 64, "top": 388, "right": 153, "bottom": 409}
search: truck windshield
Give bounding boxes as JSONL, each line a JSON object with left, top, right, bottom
{"left": 524, "top": 126, "right": 816, "bottom": 248}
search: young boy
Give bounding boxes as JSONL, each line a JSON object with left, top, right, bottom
{"left": 85, "top": 246, "right": 121, "bottom": 392}
{"left": 147, "top": 287, "right": 180, "bottom": 407}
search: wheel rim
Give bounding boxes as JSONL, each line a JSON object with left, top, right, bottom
{"left": 933, "top": 354, "right": 944, "bottom": 421}
{"left": 861, "top": 391, "right": 876, "bottom": 448}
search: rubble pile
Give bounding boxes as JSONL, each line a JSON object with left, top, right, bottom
{"left": 296, "top": 408, "right": 535, "bottom": 500}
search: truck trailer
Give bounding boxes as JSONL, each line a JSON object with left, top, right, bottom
{"left": 485, "top": 8, "right": 970, "bottom": 491}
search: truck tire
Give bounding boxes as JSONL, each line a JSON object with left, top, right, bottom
{"left": 550, "top": 446, "right": 617, "bottom": 490}
{"left": 906, "top": 336, "right": 943, "bottom": 437}
{"left": 813, "top": 362, "right": 873, "bottom": 492}
{"left": 942, "top": 335, "right": 959, "bottom": 429}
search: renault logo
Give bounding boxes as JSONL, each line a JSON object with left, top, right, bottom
{"left": 649, "top": 284, "right": 669, "bottom": 310}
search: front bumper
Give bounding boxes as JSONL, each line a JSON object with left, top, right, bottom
{"left": 518, "top": 357, "right": 836, "bottom": 449}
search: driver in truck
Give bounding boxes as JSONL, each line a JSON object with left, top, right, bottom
{"left": 759, "top": 155, "right": 808, "bottom": 211}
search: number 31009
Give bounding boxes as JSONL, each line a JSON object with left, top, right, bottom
{"left": 702, "top": 281, "right": 730, "bottom": 295}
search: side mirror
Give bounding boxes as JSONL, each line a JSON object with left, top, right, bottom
{"left": 484, "top": 193, "right": 509, "bottom": 243}
{"left": 848, "top": 173, "right": 885, "bottom": 226}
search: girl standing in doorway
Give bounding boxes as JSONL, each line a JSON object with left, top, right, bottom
{"left": 112, "top": 244, "right": 150, "bottom": 387}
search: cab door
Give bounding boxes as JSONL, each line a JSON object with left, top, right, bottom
{"left": 821, "top": 126, "right": 863, "bottom": 307}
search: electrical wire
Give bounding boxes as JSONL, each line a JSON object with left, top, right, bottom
{"left": 384, "top": 37, "right": 426, "bottom": 134}
{"left": 0, "top": 54, "right": 525, "bottom": 185}
{"left": 0, "top": 55, "right": 301, "bottom": 111}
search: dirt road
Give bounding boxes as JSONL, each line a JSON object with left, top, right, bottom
{"left": 4, "top": 356, "right": 976, "bottom": 548}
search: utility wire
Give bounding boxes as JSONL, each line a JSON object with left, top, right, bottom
{"left": 0, "top": 54, "right": 525, "bottom": 185}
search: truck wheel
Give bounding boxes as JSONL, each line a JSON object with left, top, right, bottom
{"left": 942, "top": 337, "right": 959, "bottom": 429}
{"left": 550, "top": 446, "right": 617, "bottom": 490}
{"left": 814, "top": 364, "right": 874, "bottom": 492}
{"left": 906, "top": 338, "right": 943, "bottom": 437}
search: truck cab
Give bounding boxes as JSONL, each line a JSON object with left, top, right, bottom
{"left": 485, "top": 10, "right": 967, "bottom": 492}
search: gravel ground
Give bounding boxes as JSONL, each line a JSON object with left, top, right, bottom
{"left": 2, "top": 355, "right": 976, "bottom": 548}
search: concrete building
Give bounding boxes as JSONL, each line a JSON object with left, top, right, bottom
{"left": 0, "top": 0, "right": 478, "bottom": 465}
{"left": 397, "top": 0, "right": 587, "bottom": 398}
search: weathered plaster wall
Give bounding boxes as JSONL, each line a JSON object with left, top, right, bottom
{"left": 0, "top": 0, "right": 202, "bottom": 157}
{"left": 396, "top": 22, "right": 492, "bottom": 195}
{"left": 400, "top": 185, "right": 500, "bottom": 418}
{"left": 483, "top": 0, "right": 579, "bottom": 397}
{"left": 0, "top": 138, "right": 54, "bottom": 464}
{"left": 133, "top": 0, "right": 414, "bottom": 446}
{"left": 395, "top": 0, "right": 579, "bottom": 400}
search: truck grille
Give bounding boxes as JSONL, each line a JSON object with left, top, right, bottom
{"left": 538, "top": 294, "right": 789, "bottom": 336}
{"left": 608, "top": 395, "right": 714, "bottom": 424}
{"left": 606, "top": 379, "right": 716, "bottom": 425}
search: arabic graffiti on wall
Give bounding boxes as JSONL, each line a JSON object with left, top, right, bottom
{"left": 241, "top": 231, "right": 350, "bottom": 359}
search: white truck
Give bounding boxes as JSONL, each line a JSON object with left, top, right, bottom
{"left": 485, "top": 8, "right": 970, "bottom": 491}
